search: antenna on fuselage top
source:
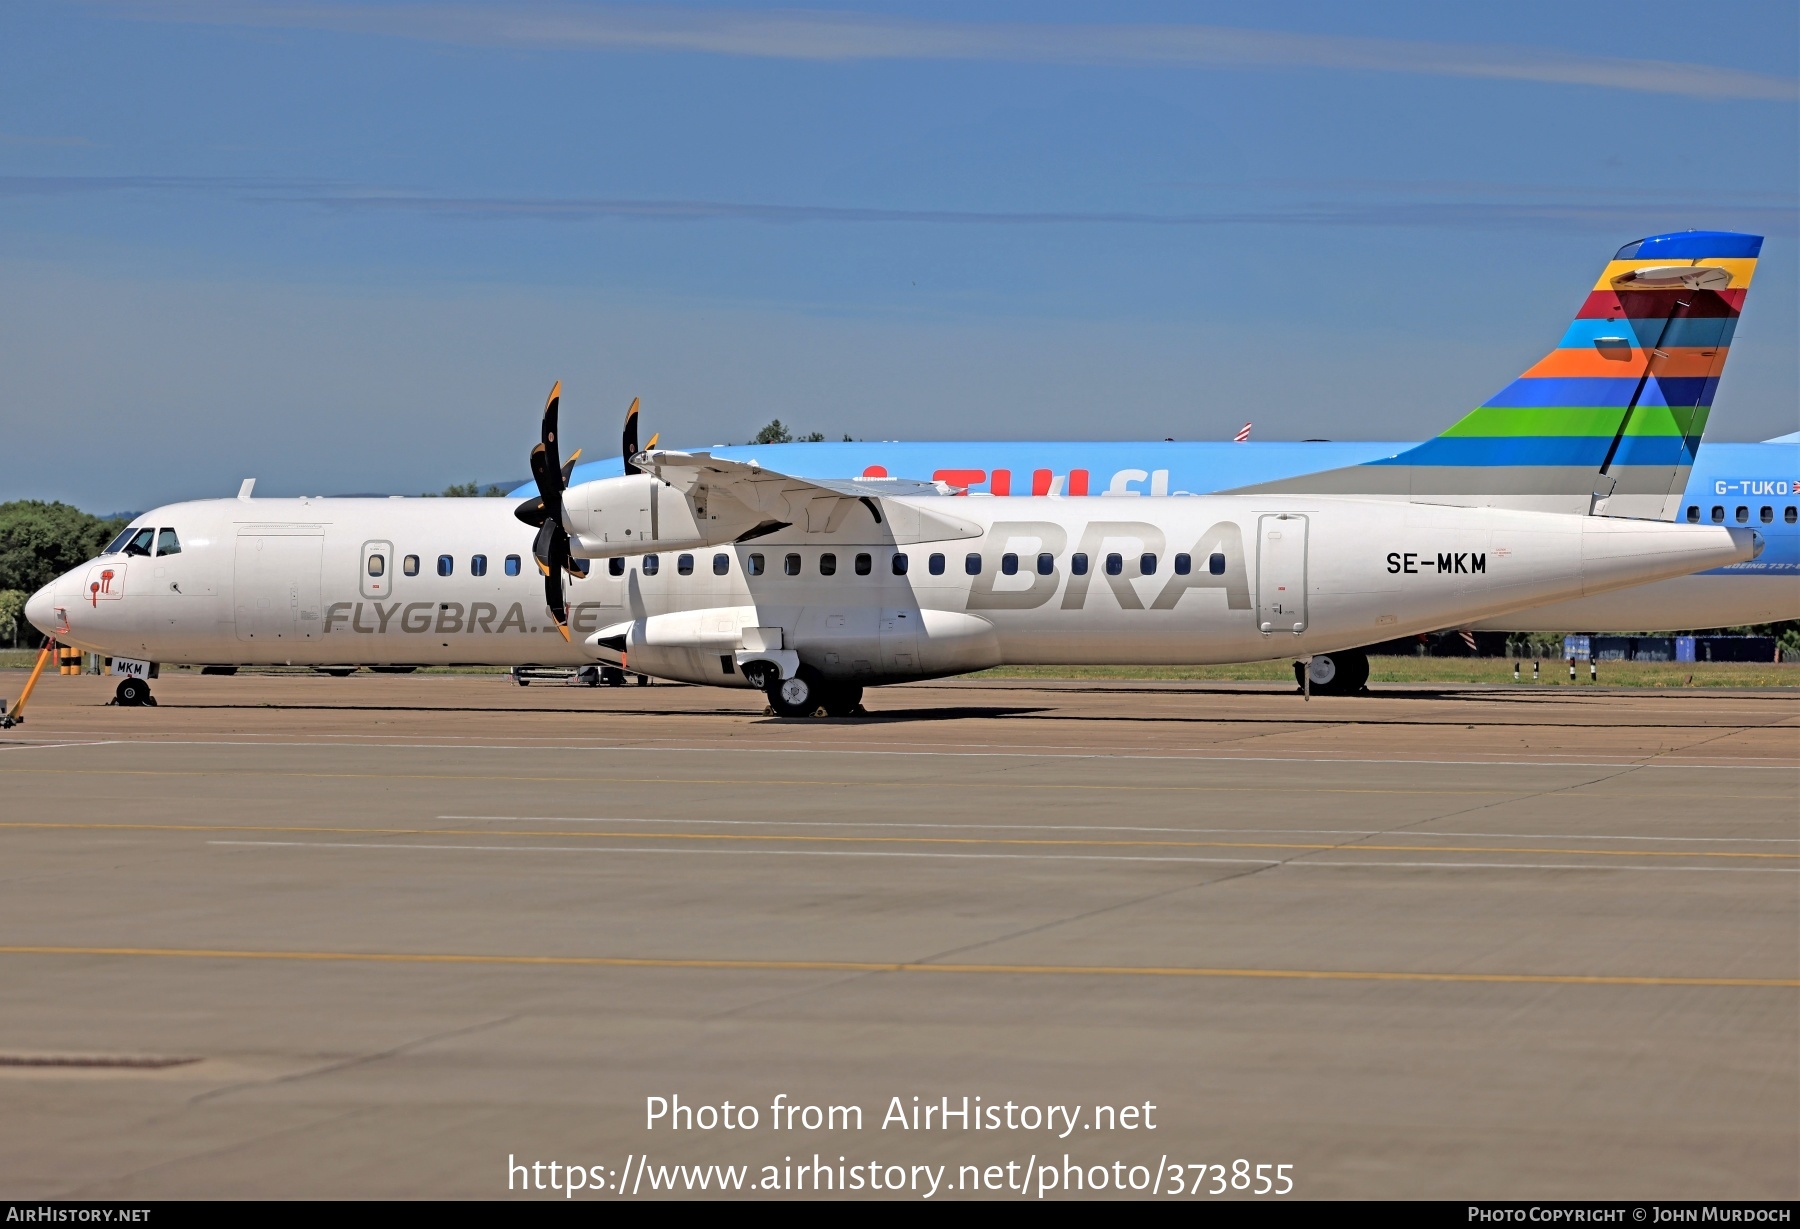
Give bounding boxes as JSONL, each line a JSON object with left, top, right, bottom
{"left": 237, "top": 479, "right": 256, "bottom": 500}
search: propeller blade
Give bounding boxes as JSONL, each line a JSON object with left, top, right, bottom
{"left": 544, "top": 527, "right": 572, "bottom": 640}
{"left": 514, "top": 494, "right": 549, "bottom": 527}
{"left": 622, "top": 397, "right": 642, "bottom": 475}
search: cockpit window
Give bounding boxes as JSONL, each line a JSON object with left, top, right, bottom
{"left": 121, "top": 528, "right": 155, "bottom": 557}
{"left": 103, "top": 527, "right": 137, "bottom": 555}
{"left": 155, "top": 528, "right": 182, "bottom": 556}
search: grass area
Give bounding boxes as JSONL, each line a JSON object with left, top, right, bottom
{"left": 976, "top": 656, "right": 1798, "bottom": 688}
{"left": 4, "top": 648, "right": 1790, "bottom": 687}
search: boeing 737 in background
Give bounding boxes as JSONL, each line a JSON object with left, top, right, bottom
{"left": 23, "top": 231, "right": 1785, "bottom": 710}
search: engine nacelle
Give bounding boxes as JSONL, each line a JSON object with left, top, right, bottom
{"left": 561, "top": 473, "right": 761, "bottom": 558}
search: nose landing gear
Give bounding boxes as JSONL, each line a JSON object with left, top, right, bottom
{"left": 113, "top": 677, "right": 156, "bottom": 707}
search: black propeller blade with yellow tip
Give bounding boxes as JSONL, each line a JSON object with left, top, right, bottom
{"left": 622, "top": 396, "right": 642, "bottom": 475}
{"left": 513, "top": 382, "right": 576, "bottom": 640}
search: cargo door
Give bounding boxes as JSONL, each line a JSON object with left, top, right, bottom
{"left": 235, "top": 528, "right": 325, "bottom": 645}
{"left": 1256, "top": 514, "right": 1308, "bottom": 634}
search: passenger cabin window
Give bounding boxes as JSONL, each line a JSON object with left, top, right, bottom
{"left": 103, "top": 527, "right": 137, "bottom": 555}
{"left": 437, "top": 555, "right": 453, "bottom": 576}
{"left": 642, "top": 554, "right": 660, "bottom": 576}
{"left": 1071, "top": 553, "right": 1089, "bottom": 576}
{"left": 1711, "top": 506, "right": 1725, "bottom": 523}
{"left": 1788, "top": 507, "right": 1798, "bottom": 524}
{"left": 505, "top": 555, "right": 521, "bottom": 576}
{"left": 1209, "top": 552, "right": 1226, "bottom": 576}
{"left": 854, "top": 553, "right": 871, "bottom": 576}
{"left": 471, "top": 554, "right": 488, "bottom": 577}
{"left": 367, "top": 554, "right": 386, "bottom": 577}
{"left": 965, "top": 553, "right": 982, "bottom": 576}
{"left": 1174, "top": 553, "right": 1192, "bottom": 575}
{"left": 784, "top": 553, "right": 801, "bottom": 577}
{"left": 608, "top": 557, "right": 624, "bottom": 576}
{"left": 713, "top": 553, "right": 730, "bottom": 576}
{"left": 892, "top": 553, "right": 909, "bottom": 575}
{"left": 1760, "top": 506, "right": 1774, "bottom": 524}
{"left": 1037, "top": 553, "right": 1054, "bottom": 575}
{"left": 403, "top": 555, "right": 420, "bottom": 576}
{"left": 1000, "top": 553, "right": 1018, "bottom": 576}
{"left": 748, "top": 553, "right": 765, "bottom": 577}
{"left": 820, "top": 553, "right": 837, "bottom": 576}
{"left": 1105, "top": 553, "right": 1123, "bottom": 576}
{"left": 1736, "top": 506, "right": 1749, "bottom": 523}
{"left": 155, "top": 528, "right": 182, "bottom": 556}
{"left": 928, "top": 553, "right": 945, "bottom": 576}
{"left": 122, "top": 528, "right": 155, "bottom": 557}
{"left": 1686, "top": 506, "right": 1700, "bottom": 523}
{"left": 677, "top": 554, "right": 694, "bottom": 576}
{"left": 1140, "top": 553, "right": 1157, "bottom": 576}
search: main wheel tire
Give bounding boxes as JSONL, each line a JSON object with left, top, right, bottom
{"left": 821, "top": 684, "right": 864, "bottom": 718}
{"left": 600, "top": 667, "right": 627, "bottom": 687}
{"left": 115, "top": 678, "right": 151, "bottom": 707}
{"left": 767, "top": 666, "right": 824, "bottom": 718}
{"left": 318, "top": 667, "right": 357, "bottom": 678}
{"left": 1296, "top": 649, "right": 1370, "bottom": 696}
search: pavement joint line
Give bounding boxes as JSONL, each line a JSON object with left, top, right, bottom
{"left": 2, "top": 944, "right": 1792, "bottom": 988}
{"left": 3, "top": 767, "right": 1791, "bottom": 801}
{"left": 3, "top": 739, "right": 1794, "bottom": 770}
{"left": 440, "top": 815, "right": 1800, "bottom": 843}
{"left": 7, "top": 820, "right": 1796, "bottom": 859}
{"left": 204, "top": 839, "right": 1800, "bottom": 873}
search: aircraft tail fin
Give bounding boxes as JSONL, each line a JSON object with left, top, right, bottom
{"left": 1234, "top": 230, "right": 1762, "bottom": 517}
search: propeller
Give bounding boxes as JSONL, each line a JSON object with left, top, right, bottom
{"left": 622, "top": 397, "right": 642, "bottom": 474}
{"left": 513, "top": 382, "right": 576, "bottom": 640}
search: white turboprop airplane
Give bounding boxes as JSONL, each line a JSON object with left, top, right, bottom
{"left": 22, "top": 387, "right": 1759, "bottom": 715}
{"left": 21, "top": 232, "right": 1768, "bottom": 712}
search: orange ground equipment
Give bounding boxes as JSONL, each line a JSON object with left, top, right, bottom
{"left": 1, "top": 639, "right": 56, "bottom": 729}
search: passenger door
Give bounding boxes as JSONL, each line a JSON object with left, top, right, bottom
{"left": 1256, "top": 514, "right": 1308, "bottom": 634}
{"left": 360, "top": 540, "right": 394, "bottom": 600}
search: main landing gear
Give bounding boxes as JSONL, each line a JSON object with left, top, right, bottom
{"left": 113, "top": 677, "right": 156, "bottom": 707}
{"left": 1294, "top": 649, "right": 1370, "bottom": 697}
{"left": 749, "top": 664, "right": 865, "bottom": 718}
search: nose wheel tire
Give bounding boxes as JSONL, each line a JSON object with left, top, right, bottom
{"left": 1294, "top": 649, "right": 1370, "bottom": 697}
{"left": 113, "top": 678, "right": 155, "bottom": 707}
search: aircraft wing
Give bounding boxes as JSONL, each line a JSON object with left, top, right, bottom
{"left": 634, "top": 449, "right": 947, "bottom": 499}
{"left": 631, "top": 448, "right": 973, "bottom": 539}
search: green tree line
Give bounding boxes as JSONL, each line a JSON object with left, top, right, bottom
{"left": 0, "top": 501, "right": 129, "bottom": 647}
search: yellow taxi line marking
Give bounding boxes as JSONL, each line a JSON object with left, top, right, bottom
{"left": 0, "top": 821, "right": 1792, "bottom": 860}
{"left": 0, "top": 945, "right": 1792, "bottom": 988}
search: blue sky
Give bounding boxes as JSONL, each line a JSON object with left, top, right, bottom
{"left": 2, "top": 0, "right": 1795, "bottom": 511}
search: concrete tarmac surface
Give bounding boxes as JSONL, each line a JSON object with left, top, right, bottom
{"left": 1, "top": 670, "right": 1795, "bottom": 1200}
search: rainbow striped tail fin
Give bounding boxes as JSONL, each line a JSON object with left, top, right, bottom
{"left": 1240, "top": 230, "right": 1761, "bottom": 518}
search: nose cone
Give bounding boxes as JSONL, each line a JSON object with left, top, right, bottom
{"left": 24, "top": 584, "right": 57, "bottom": 637}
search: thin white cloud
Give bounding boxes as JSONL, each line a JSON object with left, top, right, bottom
{"left": 6, "top": 174, "right": 1794, "bottom": 234}
{"left": 108, "top": 2, "right": 1797, "bottom": 102}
